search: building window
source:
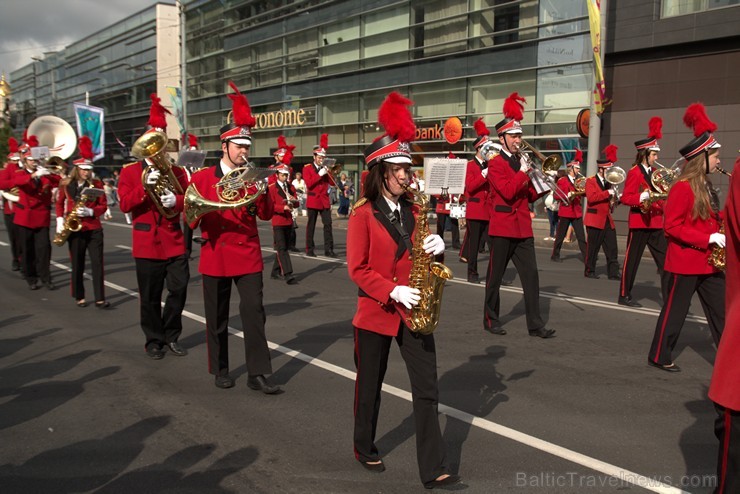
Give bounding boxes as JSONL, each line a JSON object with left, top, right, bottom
{"left": 362, "top": 6, "right": 409, "bottom": 65}
{"left": 662, "top": 0, "right": 740, "bottom": 17}
{"left": 320, "top": 18, "right": 360, "bottom": 73}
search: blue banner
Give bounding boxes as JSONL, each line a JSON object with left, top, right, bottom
{"left": 166, "top": 86, "right": 185, "bottom": 135}
{"left": 73, "top": 103, "right": 105, "bottom": 161}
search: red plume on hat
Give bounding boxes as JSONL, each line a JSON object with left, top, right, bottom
{"left": 147, "top": 94, "right": 171, "bottom": 130}
{"left": 277, "top": 135, "right": 288, "bottom": 150}
{"left": 78, "top": 136, "right": 94, "bottom": 161}
{"left": 22, "top": 129, "right": 28, "bottom": 144}
{"left": 188, "top": 133, "right": 198, "bottom": 149}
{"left": 648, "top": 117, "right": 663, "bottom": 140}
{"left": 604, "top": 144, "right": 618, "bottom": 163}
{"left": 473, "top": 118, "right": 490, "bottom": 137}
{"left": 283, "top": 145, "right": 296, "bottom": 166}
{"left": 27, "top": 135, "right": 39, "bottom": 148}
{"left": 683, "top": 103, "right": 717, "bottom": 137}
{"left": 320, "top": 133, "right": 328, "bottom": 150}
{"left": 503, "top": 92, "right": 526, "bottom": 121}
{"left": 227, "top": 81, "right": 256, "bottom": 128}
{"left": 574, "top": 149, "right": 583, "bottom": 164}
{"left": 8, "top": 137, "right": 18, "bottom": 153}
{"left": 378, "top": 91, "right": 416, "bottom": 142}
{"left": 448, "top": 152, "right": 456, "bottom": 159}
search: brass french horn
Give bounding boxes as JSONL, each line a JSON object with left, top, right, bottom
{"left": 132, "top": 131, "right": 184, "bottom": 219}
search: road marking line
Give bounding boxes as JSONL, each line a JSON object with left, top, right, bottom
{"left": 45, "top": 257, "right": 691, "bottom": 494}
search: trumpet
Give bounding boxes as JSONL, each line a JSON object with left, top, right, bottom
{"left": 320, "top": 157, "right": 343, "bottom": 188}
{"left": 518, "top": 140, "right": 570, "bottom": 205}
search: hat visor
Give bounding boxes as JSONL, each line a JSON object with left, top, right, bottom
{"left": 384, "top": 156, "right": 413, "bottom": 165}
{"left": 76, "top": 164, "right": 94, "bottom": 170}
{"left": 647, "top": 146, "right": 661, "bottom": 152}
{"left": 226, "top": 137, "right": 252, "bottom": 146}
{"left": 710, "top": 142, "right": 721, "bottom": 149}
{"left": 504, "top": 129, "right": 523, "bottom": 134}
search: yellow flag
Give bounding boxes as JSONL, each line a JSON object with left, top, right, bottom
{"left": 588, "top": 0, "right": 610, "bottom": 114}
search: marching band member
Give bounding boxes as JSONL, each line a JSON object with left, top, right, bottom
{"left": 269, "top": 148, "right": 299, "bottom": 285}
{"left": 188, "top": 82, "right": 279, "bottom": 393}
{"left": 13, "top": 136, "right": 61, "bottom": 291}
{"left": 303, "top": 133, "right": 337, "bottom": 257}
{"left": 583, "top": 146, "right": 620, "bottom": 280}
{"left": 551, "top": 150, "right": 587, "bottom": 263}
{"left": 460, "top": 119, "right": 493, "bottom": 283}
{"left": 0, "top": 137, "right": 22, "bottom": 272}
{"left": 55, "top": 136, "right": 109, "bottom": 308}
{"left": 709, "top": 153, "right": 740, "bottom": 493}
{"left": 118, "top": 94, "right": 190, "bottom": 360}
{"left": 483, "top": 93, "right": 555, "bottom": 338}
{"left": 273, "top": 136, "right": 298, "bottom": 252}
{"left": 618, "top": 117, "right": 668, "bottom": 307}
{"left": 347, "top": 92, "right": 458, "bottom": 489}
{"left": 433, "top": 191, "right": 460, "bottom": 256}
{"left": 183, "top": 133, "right": 200, "bottom": 259}
{"left": 648, "top": 104, "right": 725, "bottom": 372}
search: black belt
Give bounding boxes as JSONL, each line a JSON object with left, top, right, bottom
{"left": 467, "top": 197, "right": 480, "bottom": 203}
{"left": 494, "top": 205, "right": 512, "bottom": 213}
{"left": 587, "top": 208, "right": 597, "bottom": 214}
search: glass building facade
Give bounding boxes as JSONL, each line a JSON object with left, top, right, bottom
{"left": 9, "top": 3, "right": 179, "bottom": 165}
{"left": 184, "top": 0, "right": 592, "bottom": 177}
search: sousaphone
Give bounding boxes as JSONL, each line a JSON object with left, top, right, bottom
{"left": 27, "top": 115, "right": 78, "bottom": 160}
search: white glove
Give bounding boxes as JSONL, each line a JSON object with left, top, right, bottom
{"left": 519, "top": 156, "right": 531, "bottom": 173}
{"left": 423, "top": 234, "right": 446, "bottom": 256}
{"left": 639, "top": 191, "right": 650, "bottom": 203}
{"left": 160, "top": 189, "right": 176, "bottom": 209}
{"left": 55, "top": 217, "right": 65, "bottom": 234}
{"left": 76, "top": 206, "right": 94, "bottom": 217}
{"left": 146, "top": 169, "right": 161, "bottom": 185}
{"left": 33, "top": 167, "right": 50, "bottom": 178}
{"left": 608, "top": 189, "right": 615, "bottom": 196}
{"left": 710, "top": 233, "right": 726, "bottom": 248}
{"left": 481, "top": 167, "right": 489, "bottom": 178}
{"left": 318, "top": 167, "right": 328, "bottom": 177}
{"left": 390, "top": 285, "right": 421, "bottom": 309}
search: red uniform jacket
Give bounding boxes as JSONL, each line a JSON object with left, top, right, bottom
{"left": 556, "top": 175, "right": 583, "bottom": 219}
{"left": 464, "top": 157, "right": 489, "bottom": 221}
{"left": 486, "top": 152, "right": 546, "bottom": 238}
{"left": 188, "top": 164, "right": 273, "bottom": 277}
{"left": 118, "top": 161, "right": 188, "bottom": 260}
{"left": 55, "top": 179, "right": 107, "bottom": 231}
{"left": 347, "top": 197, "right": 418, "bottom": 336}
{"left": 303, "top": 162, "right": 331, "bottom": 210}
{"left": 621, "top": 164, "right": 664, "bottom": 229}
{"left": 662, "top": 180, "right": 721, "bottom": 276}
{"left": 269, "top": 180, "right": 298, "bottom": 227}
{"left": 12, "top": 168, "right": 60, "bottom": 229}
{"left": 710, "top": 166, "right": 740, "bottom": 410}
{"left": 434, "top": 194, "right": 462, "bottom": 215}
{"left": 1, "top": 162, "right": 20, "bottom": 215}
{"left": 584, "top": 176, "right": 615, "bottom": 230}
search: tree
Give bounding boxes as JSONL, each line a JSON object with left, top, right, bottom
{"left": 0, "top": 123, "right": 12, "bottom": 159}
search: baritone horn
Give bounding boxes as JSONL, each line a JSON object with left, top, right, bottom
{"left": 519, "top": 140, "right": 570, "bottom": 205}
{"left": 604, "top": 166, "right": 626, "bottom": 211}
{"left": 132, "top": 130, "right": 184, "bottom": 219}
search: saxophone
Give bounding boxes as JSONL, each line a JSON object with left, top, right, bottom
{"left": 403, "top": 185, "right": 453, "bottom": 335}
{"left": 708, "top": 222, "right": 726, "bottom": 271}
{"left": 53, "top": 187, "right": 104, "bottom": 246}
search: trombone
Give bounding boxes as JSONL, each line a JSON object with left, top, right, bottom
{"left": 519, "top": 140, "right": 570, "bottom": 205}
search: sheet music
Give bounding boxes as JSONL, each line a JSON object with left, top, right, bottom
{"left": 422, "top": 158, "right": 467, "bottom": 195}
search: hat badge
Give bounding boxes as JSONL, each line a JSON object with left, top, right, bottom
{"left": 397, "top": 142, "right": 410, "bottom": 153}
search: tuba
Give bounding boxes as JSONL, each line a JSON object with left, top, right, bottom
{"left": 132, "top": 131, "right": 184, "bottom": 219}
{"left": 519, "top": 140, "right": 570, "bottom": 205}
{"left": 604, "top": 166, "right": 626, "bottom": 211}
{"left": 184, "top": 165, "right": 273, "bottom": 225}
{"left": 403, "top": 184, "right": 453, "bottom": 335}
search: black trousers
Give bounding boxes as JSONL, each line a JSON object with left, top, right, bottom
{"left": 272, "top": 225, "right": 294, "bottom": 277}
{"left": 460, "top": 219, "right": 489, "bottom": 277}
{"left": 552, "top": 216, "right": 587, "bottom": 259}
{"left": 620, "top": 228, "right": 667, "bottom": 300}
{"left": 67, "top": 229, "right": 105, "bottom": 302}
{"left": 484, "top": 236, "right": 544, "bottom": 331}
{"left": 288, "top": 220, "right": 297, "bottom": 250}
{"left": 435, "top": 213, "right": 460, "bottom": 248}
{"left": 306, "top": 207, "right": 333, "bottom": 253}
{"left": 3, "top": 213, "right": 21, "bottom": 268}
{"left": 715, "top": 405, "right": 740, "bottom": 494}
{"left": 353, "top": 325, "right": 448, "bottom": 484}
{"left": 18, "top": 225, "right": 51, "bottom": 285}
{"left": 648, "top": 271, "right": 725, "bottom": 365}
{"left": 183, "top": 221, "right": 193, "bottom": 257}
{"left": 202, "top": 272, "right": 272, "bottom": 377}
{"left": 585, "top": 222, "right": 620, "bottom": 277}
{"left": 134, "top": 255, "right": 189, "bottom": 350}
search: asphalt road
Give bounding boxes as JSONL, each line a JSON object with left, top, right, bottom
{"left": 0, "top": 214, "right": 722, "bottom": 493}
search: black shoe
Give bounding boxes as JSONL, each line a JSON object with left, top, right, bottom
{"left": 459, "top": 257, "right": 467, "bottom": 263}
{"left": 360, "top": 460, "right": 386, "bottom": 473}
{"left": 424, "top": 474, "right": 461, "bottom": 490}
{"left": 306, "top": 251, "right": 317, "bottom": 257}
{"left": 608, "top": 275, "right": 621, "bottom": 280}
{"left": 452, "top": 244, "right": 461, "bottom": 250}
{"left": 77, "top": 300, "right": 88, "bottom": 308}
{"left": 286, "top": 276, "right": 298, "bottom": 285}
{"left": 325, "top": 251, "right": 338, "bottom": 258}
{"left": 618, "top": 296, "right": 642, "bottom": 308}
{"left": 529, "top": 328, "right": 556, "bottom": 338}
{"left": 167, "top": 342, "right": 188, "bottom": 356}
{"left": 146, "top": 346, "right": 165, "bottom": 360}
{"left": 43, "top": 281, "right": 56, "bottom": 290}
{"left": 467, "top": 275, "right": 479, "bottom": 284}
{"left": 500, "top": 279, "right": 513, "bottom": 286}
{"left": 95, "top": 301, "right": 110, "bottom": 309}
{"left": 585, "top": 272, "right": 599, "bottom": 279}
{"left": 289, "top": 247, "right": 301, "bottom": 253}
{"left": 247, "top": 375, "right": 281, "bottom": 394}
{"left": 28, "top": 282, "right": 39, "bottom": 291}
{"left": 270, "top": 273, "right": 283, "bottom": 280}
{"left": 215, "top": 375, "right": 235, "bottom": 389}
{"left": 11, "top": 263, "right": 20, "bottom": 272}
{"left": 484, "top": 327, "right": 507, "bottom": 336}
{"left": 550, "top": 256, "right": 563, "bottom": 263}
{"left": 648, "top": 360, "right": 681, "bottom": 373}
